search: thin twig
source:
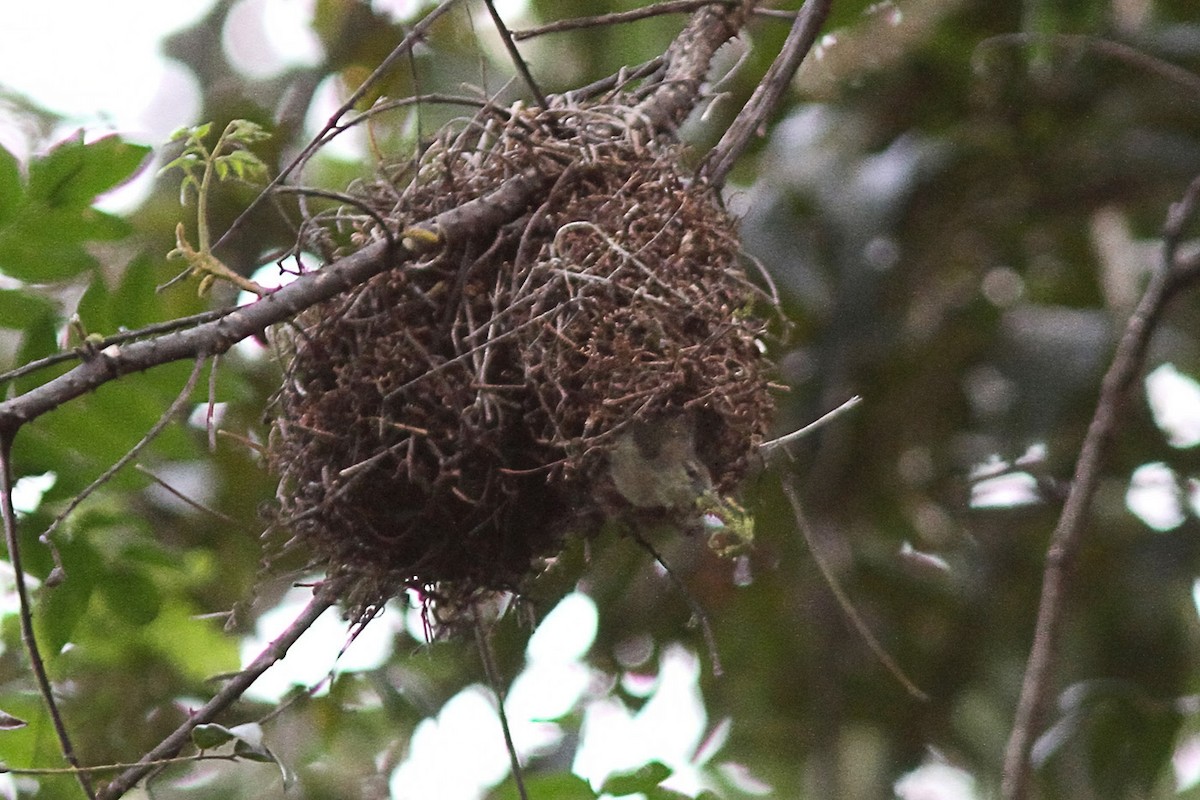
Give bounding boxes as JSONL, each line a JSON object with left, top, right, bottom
{"left": 977, "top": 33, "right": 1200, "bottom": 105}
{"left": 474, "top": 614, "right": 528, "bottom": 800}
{"left": 701, "top": 0, "right": 834, "bottom": 187}
{"left": 483, "top": 0, "right": 548, "bottom": 109}
{"left": 0, "top": 309, "right": 233, "bottom": 389}
{"left": 96, "top": 582, "right": 340, "bottom": 800}
{"left": 781, "top": 477, "right": 928, "bottom": 701}
{"left": 758, "top": 395, "right": 863, "bottom": 467}
{"left": 210, "top": 0, "right": 466, "bottom": 257}
{"left": 632, "top": 532, "right": 723, "bottom": 677}
{"left": 0, "top": 435, "right": 95, "bottom": 799}
{"left": 39, "top": 357, "right": 206, "bottom": 543}
{"left": 1, "top": 754, "right": 238, "bottom": 777}
{"left": 513, "top": 1, "right": 736, "bottom": 41}
{"left": 135, "top": 464, "right": 236, "bottom": 524}
{"left": 1000, "top": 175, "right": 1200, "bottom": 799}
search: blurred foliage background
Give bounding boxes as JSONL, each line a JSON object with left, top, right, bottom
{"left": 2, "top": 1, "right": 1200, "bottom": 798}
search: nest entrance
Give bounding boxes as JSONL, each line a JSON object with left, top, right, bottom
{"left": 268, "top": 98, "right": 774, "bottom": 620}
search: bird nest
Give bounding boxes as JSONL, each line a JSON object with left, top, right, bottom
{"left": 268, "top": 97, "right": 775, "bottom": 622}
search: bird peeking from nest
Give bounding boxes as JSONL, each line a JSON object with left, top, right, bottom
{"left": 607, "top": 413, "right": 755, "bottom": 557}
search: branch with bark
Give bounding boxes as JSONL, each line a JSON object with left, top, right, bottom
{"left": 0, "top": 2, "right": 840, "bottom": 797}
{"left": 1000, "top": 175, "right": 1200, "bottom": 799}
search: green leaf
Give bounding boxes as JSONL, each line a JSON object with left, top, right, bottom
{"left": 99, "top": 566, "right": 163, "bottom": 626}
{"left": 229, "top": 723, "right": 274, "bottom": 761}
{"left": 0, "top": 144, "right": 22, "bottom": 225}
{"left": 226, "top": 723, "right": 293, "bottom": 786}
{"left": 0, "top": 289, "right": 56, "bottom": 331}
{"left": 491, "top": 772, "right": 597, "bottom": 800}
{"left": 0, "top": 709, "right": 28, "bottom": 730}
{"left": 0, "top": 214, "right": 97, "bottom": 281}
{"left": 158, "top": 152, "right": 202, "bottom": 178}
{"left": 228, "top": 119, "right": 269, "bottom": 143}
{"left": 27, "top": 133, "right": 151, "bottom": 209}
{"left": 0, "top": 204, "right": 129, "bottom": 282}
{"left": 190, "top": 122, "right": 213, "bottom": 142}
{"left": 192, "top": 723, "right": 236, "bottom": 749}
{"left": 233, "top": 738, "right": 276, "bottom": 762}
{"left": 35, "top": 536, "right": 103, "bottom": 653}
{"left": 218, "top": 149, "right": 267, "bottom": 182}
{"left": 600, "top": 762, "right": 674, "bottom": 796}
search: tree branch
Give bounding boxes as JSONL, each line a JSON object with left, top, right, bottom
{"left": 1001, "top": 174, "right": 1200, "bottom": 799}
{"left": 700, "top": 0, "right": 833, "bottom": 187}
{"left": 0, "top": 166, "right": 551, "bottom": 436}
{"left": 513, "top": 1, "right": 738, "bottom": 41}
{"left": 634, "top": 0, "right": 754, "bottom": 132}
{"left": 95, "top": 582, "right": 340, "bottom": 800}
{"left": 0, "top": 436, "right": 94, "bottom": 799}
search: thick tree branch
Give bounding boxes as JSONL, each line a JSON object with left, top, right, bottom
{"left": 0, "top": 167, "right": 550, "bottom": 436}
{"left": 634, "top": 0, "right": 753, "bottom": 131}
{"left": 1001, "top": 174, "right": 1200, "bottom": 799}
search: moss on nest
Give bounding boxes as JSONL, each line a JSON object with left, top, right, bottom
{"left": 268, "top": 97, "right": 774, "bottom": 622}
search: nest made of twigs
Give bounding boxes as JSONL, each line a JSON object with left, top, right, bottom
{"left": 268, "top": 96, "right": 774, "bottom": 621}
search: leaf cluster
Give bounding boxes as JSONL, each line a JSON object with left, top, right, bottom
{"left": 160, "top": 120, "right": 269, "bottom": 208}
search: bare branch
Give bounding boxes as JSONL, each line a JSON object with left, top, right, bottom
{"left": 40, "top": 357, "right": 206, "bottom": 543}
{"left": 513, "top": 1, "right": 736, "bottom": 41}
{"left": 781, "top": 477, "right": 928, "bottom": 701}
{"left": 0, "top": 309, "right": 232, "bottom": 389}
{"left": 135, "top": 464, "right": 236, "bottom": 524}
{"left": 96, "top": 582, "right": 340, "bottom": 800}
{"left": 483, "top": 0, "right": 548, "bottom": 109}
{"left": 1001, "top": 175, "right": 1200, "bottom": 799}
{"left": 700, "top": 0, "right": 833, "bottom": 186}
{"left": 977, "top": 33, "right": 1200, "bottom": 106}
{"left": 758, "top": 395, "right": 863, "bottom": 468}
{"left": 632, "top": 532, "right": 724, "bottom": 677}
{"left": 474, "top": 615, "right": 528, "bottom": 800}
{"left": 634, "top": 0, "right": 753, "bottom": 132}
{"left": 0, "top": 436, "right": 94, "bottom": 798}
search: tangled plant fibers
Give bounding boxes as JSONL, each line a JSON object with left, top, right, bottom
{"left": 269, "top": 97, "right": 775, "bottom": 621}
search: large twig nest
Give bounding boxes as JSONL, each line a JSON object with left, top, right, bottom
{"left": 268, "top": 97, "right": 774, "bottom": 621}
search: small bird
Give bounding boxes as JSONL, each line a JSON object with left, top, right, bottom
{"left": 607, "top": 414, "right": 712, "bottom": 511}
{"left": 607, "top": 412, "right": 754, "bottom": 556}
